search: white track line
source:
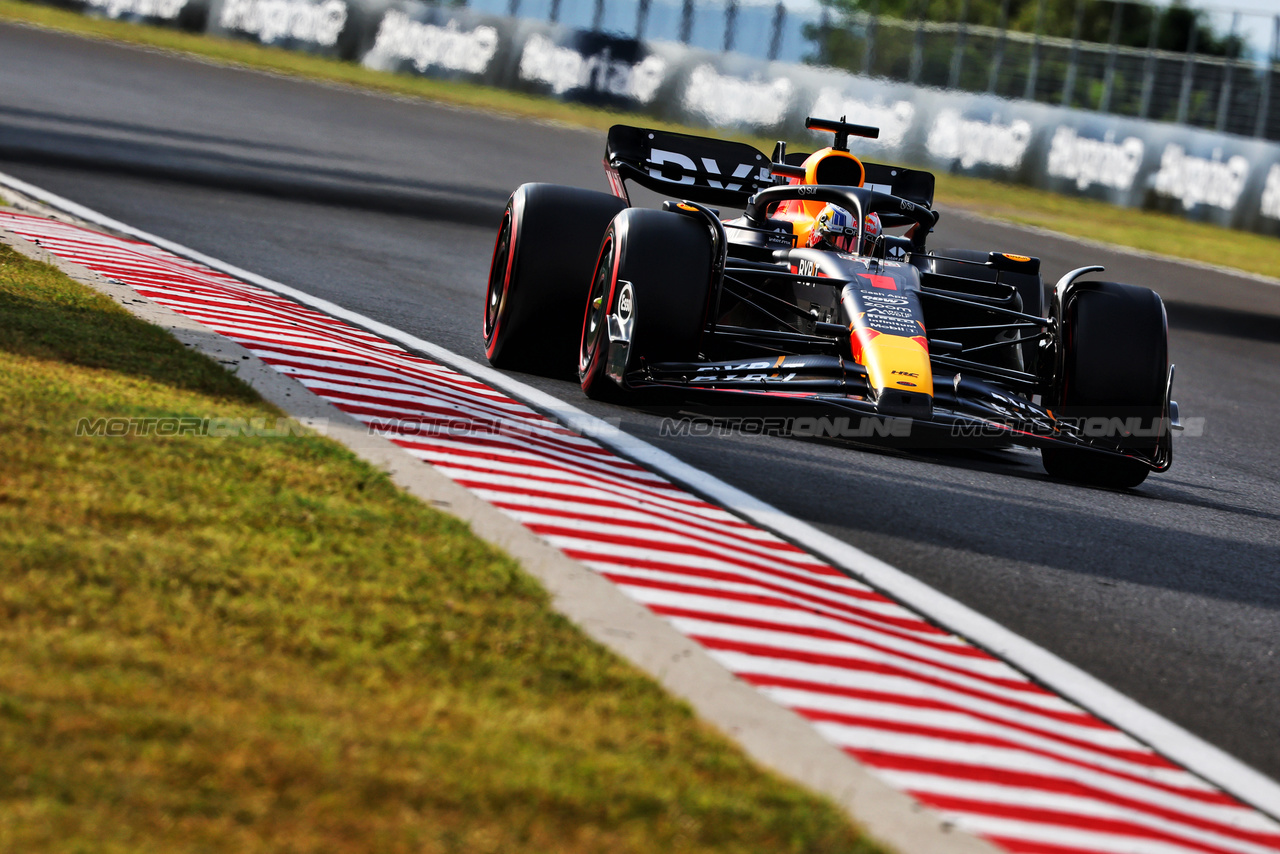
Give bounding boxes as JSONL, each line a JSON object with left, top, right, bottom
{"left": 4, "top": 169, "right": 1278, "bottom": 822}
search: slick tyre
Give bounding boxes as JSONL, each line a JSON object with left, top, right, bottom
{"left": 484, "top": 183, "right": 627, "bottom": 376}
{"left": 1042, "top": 281, "right": 1168, "bottom": 489}
{"left": 579, "top": 208, "right": 714, "bottom": 400}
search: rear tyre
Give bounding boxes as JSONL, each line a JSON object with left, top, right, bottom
{"left": 579, "top": 208, "right": 714, "bottom": 400}
{"left": 1041, "top": 281, "right": 1167, "bottom": 489}
{"left": 484, "top": 183, "right": 627, "bottom": 375}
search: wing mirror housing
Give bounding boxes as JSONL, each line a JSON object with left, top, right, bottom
{"left": 988, "top": 252, "right": 1041, "bottom": 275}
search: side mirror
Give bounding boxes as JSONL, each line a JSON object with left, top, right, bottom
{"left": 988, "top": 252, "right": 1041, "bottom": 275}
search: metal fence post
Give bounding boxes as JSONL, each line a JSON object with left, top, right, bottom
{"left": 768, "top": 2, "right": 785, "bottom": 61}
{"left": 1062, "top": 0, "right": 1086, "bottom": 107}
{"left": 1258, "top": 16, "right": 1280, "bottom": 139}
{"left": 1024, "top": 0, "right": 1046, "bottom": 101}
{"left": 679, "top": 0, "right": 693, "bottom": 44}
{"left": 507, "top": 0, "right": 519, "bottom": 18}
{"left": 1099, "top": 0, "right": 1125, "bottom": 113}
{"left": 1215, "top": 12, "right": 1240, "bottom": 132}
{"left": 909, "top": 0, "right": 927, "bottom": 85}
{"left": 987, "top": 0, "right": 1011, "bottom": 93}
{"left": 1175, "top": 18, "right": 1199, "bottom": 124}
{"left": 635, "top": 0, "right": 651, "bottom": 39}
{"left": 1139, "top": 5, "right": 1160, "bottom": 118}
{"left": 549, "top": 0, "right": 560, "bottom": 23}
{"left": 949, "top": 0, "right": 970, "bottom": 90}
{"left": 724, "top": 0, "right": 738, "bottom": 52}
{"left": 862, "top": 0, "right": 879, "bottom": 76}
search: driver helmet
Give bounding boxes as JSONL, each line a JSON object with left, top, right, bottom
{"left": 807, "top": 204, "right": 857, "bottom": 253}
{"left": 808, "top": 206, "right": 883, "bottom": 257}
{"left": 861, "top": 211, "right": 883, "bottom": 257}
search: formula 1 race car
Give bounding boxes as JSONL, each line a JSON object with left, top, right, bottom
{"left": 483, "top": 117, "right": 1179, "bottom": 488}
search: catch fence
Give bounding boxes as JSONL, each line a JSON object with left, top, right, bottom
{"left": 465, "top": 0, "right": 1280, "bottom": 141}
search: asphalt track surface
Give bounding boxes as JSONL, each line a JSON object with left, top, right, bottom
{"left": 4, "top": 23, "right": 1279, "bottom": 785}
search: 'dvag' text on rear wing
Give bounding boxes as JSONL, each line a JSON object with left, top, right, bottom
{"left": 604, "top": 125, "right": 773, "bottom": 208}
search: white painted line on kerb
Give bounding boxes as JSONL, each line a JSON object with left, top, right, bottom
{"left": 5, "top": 169, "right": 1279, "bottom": 823}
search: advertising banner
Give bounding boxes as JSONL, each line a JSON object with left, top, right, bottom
{"left": 512, "top": 25, "right": 676, "bottom": 113}
{"left": 22, "top": 0, "right": 1280, "bottom": 237}
{"left": 205, "top": 0, "right": 368, "bottom": 59}
{"left": 361, "top": 1, "right": 510, "bottom": 85}
{"left": 49, "top": 0, "right": 210, "bottom": 31}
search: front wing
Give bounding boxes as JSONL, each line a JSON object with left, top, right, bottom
{"left": 624, "top": 355, "right": 1175, "bottom": 471}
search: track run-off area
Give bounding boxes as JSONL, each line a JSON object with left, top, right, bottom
{"left": 2, "top": 18, "right": 1279, "bottom": 852}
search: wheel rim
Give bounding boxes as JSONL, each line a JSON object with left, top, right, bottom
{"left": 580, "top": 235, "right": 614, "bottom": 376}
{"left": 484, "top": 209, "right": 512, "bottom": 345}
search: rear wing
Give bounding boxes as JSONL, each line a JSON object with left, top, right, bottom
{"left": 605, "top": 125, "right": 773, "bottom": 208}
{"left": 604, "top": 124, "right": 938, "bottom": 211}
{"left": 781, "top": 152, "right": 936, "bottom": 210}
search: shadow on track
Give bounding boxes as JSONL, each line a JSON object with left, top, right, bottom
{"left": 584, "top": 392, "right": 1280, "bottom": 611}
{"left": 0, "top": 103, "right": 322, "bottom": 157}
{"left": 779, "top": 444, "right": 1280, "bottom": 606}
{"left": 0, "top": 125, "right": 508, "bottom": 228}
{"left": 1165, "top": 300, "right": 1280, "bottom": 345}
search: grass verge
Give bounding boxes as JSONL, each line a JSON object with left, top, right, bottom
{"left": 929, "top": 172, "right": 1280, "bottom": 276}
{"left": 1, "top": 0, "right": 1276, "bottom": 279}
{"left": 0, "top": 241, "right": 879, "bottom": 853}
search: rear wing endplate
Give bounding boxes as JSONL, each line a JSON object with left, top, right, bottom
{"left": 863, "top": 162, "right": 936, "bottom": 209}
{"left": 605, "top": 125, "right": 773, "bottom": 208}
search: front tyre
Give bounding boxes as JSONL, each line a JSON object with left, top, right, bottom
{"left": 580, "top": 208, "right": 714, "bottom": 400}
{"left": 484, "top": 183, "right": 626, "bottom": 375}
{"left": 1042, "top": 280, "right": 1168, "bottom": 489}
